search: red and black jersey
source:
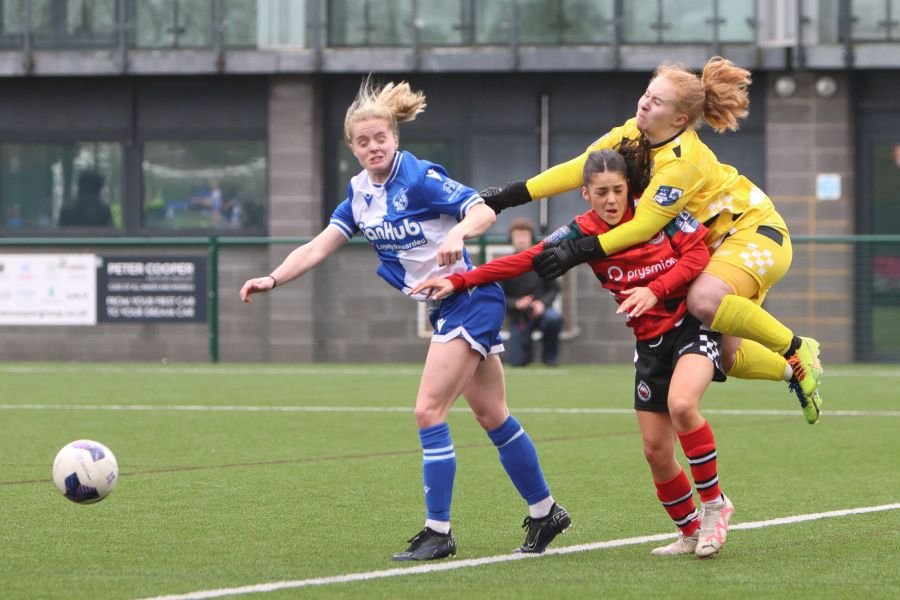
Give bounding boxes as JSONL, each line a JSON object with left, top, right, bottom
{"left": 449, "top": 207, "right": 710, "bottom": 340}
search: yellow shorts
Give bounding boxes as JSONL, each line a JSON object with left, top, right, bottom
{"left": 704, "top": 222, "right": 792, "bottom": 305}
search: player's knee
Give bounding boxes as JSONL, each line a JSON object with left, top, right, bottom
{"left": 471, "top": 409, "right": 505, "bottom": 432}
{"left": 642, "top": 439, "right": 671, "bottom": 468}
{"left": 668, "top": 397, "right": 699, "bottom": 429}
{"left": 687, "top": 288, "right": 720, "bottom": 325}
{"left": 720, "top": 347, "right": 736, "bottom": 373}
{"left": 414, "top": 402, "right": 444, "bottom": 429}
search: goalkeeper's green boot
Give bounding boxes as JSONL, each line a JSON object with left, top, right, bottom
{"left": 789, "top": 381, "right": 823, "bottom": 425}
{"left": 785, "top": 337, "right": 823, "bottom": 398}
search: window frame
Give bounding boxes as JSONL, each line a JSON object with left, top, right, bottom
{"left": 0, "top": 75, "right": 269, "bottom": 238}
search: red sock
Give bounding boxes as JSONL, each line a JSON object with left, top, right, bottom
{"left": 654, "top": 469, "right": 700, "bottom": 536}
{"left": 678, "top": 421, "right": 721, "bottom": 503}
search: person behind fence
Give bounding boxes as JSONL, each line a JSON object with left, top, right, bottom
{"left": 239, "top": 78, "right": 570, "bottom": 562}
{"left": 481, "top": 56, "right": 823, "bottom": 425}
{"left": 502, "top": 218, "right": 563, "bottom": 367}
{"left": 58, "top": 169, "right": 112, "bottom": 227}
{"left": 413, "top": 148, "right": 737, "bottom": 559}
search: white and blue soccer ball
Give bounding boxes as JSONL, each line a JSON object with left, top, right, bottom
{"left": 52, "top": 440, "right": 119, "bottom": 504}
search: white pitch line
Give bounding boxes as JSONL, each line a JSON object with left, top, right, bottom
{"left": 0, "top": 404, "right": 898, "bottom": 417}
{"left": 0, "top": 365, "right": 896, "bottom": 377}
{"left": 138, "top": 503, "right": 900, "bottom": 600}
{"left": 0, "top": 365, "right": 429, "bottom": 377}
{"left": 0, "top": 365, "right": 565, "bottom": 377}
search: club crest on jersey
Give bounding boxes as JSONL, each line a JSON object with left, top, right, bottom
{"left": 675, "top": 210, "right": 699, "bottom": 233}
{"left": 442, "top": 179, "right": 460, "bottom": 195}
{"left": 392, "top": 188, "right": 409, "bottom": 212}
{"left": 637, "top": 380, "right": 652, "bottom": 402}
{"left": 542, "top": 225, "right": 572, "bottom": 245}
{"left": 653, "top": 185, "right": 683, "bottom": 206}
{"left": 648, "top": 231, "right": 666, "bottom": 245}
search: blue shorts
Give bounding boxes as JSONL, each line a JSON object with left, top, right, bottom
{"left": 426, "top": 283, "right": 505, "bottom": 357}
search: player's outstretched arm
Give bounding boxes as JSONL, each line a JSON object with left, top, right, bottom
{"left": 483, "top": 128, "right": 623, "bottom": 215}
{"left": 239, "top": 275, "right": 277, "bottom": 303}
{"left": 413, "top": 237, "right": 546, "bottom": 300}
{"left": 239, "top": 226, "right": 347, "bottom": 303}
{"left": 480, "top": 181, "right": 532, "bottom": 214}
{"left": 409, "top": 276, "right": 458, "bottom": 300}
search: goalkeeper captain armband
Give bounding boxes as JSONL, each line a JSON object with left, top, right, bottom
{"left": 479, "top": 181, "right": 532, "bottom": 215}
{"left": 532, "top": 236, "right": 606, "bottom": 280}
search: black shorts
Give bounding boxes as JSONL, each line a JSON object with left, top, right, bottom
{"left": 633, "top": 315, "right": 727, "bottom": 412}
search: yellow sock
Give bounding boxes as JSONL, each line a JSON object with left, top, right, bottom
{"left": 726, "top": 339, "right": 791, "bottom": 381}
{"left": 710, "top": 294, "right": 794, "bottom": 355}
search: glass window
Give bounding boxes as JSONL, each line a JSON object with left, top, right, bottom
{"left": 142, "top": 141, "right": 266, "bottom": 231}
{"left": 417, "top": 0, "right": 466, "bottom": 46}
{"left": 0, "top": 0, "right": 25, "bottom": 31}
{"left": 175, "top": 0, "right": 213, "bottom": 47}
{"left": 625, "top": 0, "right": 707, "bottom": 43}
{"left": 623, "top": 1, "right": 659, "bottom": 43}
{"left": 255, "top": 0, "right": 306, "bottom": 48}
{"left": 0, "top": 142, "right": 122, "bottom": 230}
{"left": 222, "top": 0, "right": 256, "bottom": 47}
{"left": 852, "top": 0, "right": 900, "bottom": 41}
{"left": 623, "top": 0, "right": 754, "bottom": 43}
{"left": 517, "top": 0, "right": 614, "bottom": 45}
{"left": 134, "top": 0, "right": 212, "bottom": 48}
{"left": 30, "top": 0, "right": 118, "bottom": 47}
{"left": 473, "top": 0, "right": 511, "bottom": 44}
{"left": 716, "top": 0, "right": 755, "bottom": 42}
{"left": 328, "top": 0, "right": 412, "bottom": 46}
{"left": 0, "top": 0, "right": 26, "bottom": 47}
{"left": 623, "top": 2, "right": 653, "bottom": 42}
{"left": 804, "top": 0, "right": 840, "bottom": 44}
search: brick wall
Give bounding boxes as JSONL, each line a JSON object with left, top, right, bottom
{"left": 763, "top": 72, "right": 854, "bottom": 363}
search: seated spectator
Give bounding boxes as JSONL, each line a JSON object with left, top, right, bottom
{"left": 59, "top": 170, "right": 112, "bottom": 227}
{"left": 4, "top": 203, "right": 23, "bottom": 228}
{"left": 501, "top": 218, "right": 563, "bottom": 366}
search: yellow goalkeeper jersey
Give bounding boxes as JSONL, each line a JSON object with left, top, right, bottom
{"left": 525, "top": 118, "right": 782, "bottom": 255}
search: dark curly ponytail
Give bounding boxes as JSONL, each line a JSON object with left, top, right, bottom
{"left": 617, "top": 135, "right": 652, "bottom": 197}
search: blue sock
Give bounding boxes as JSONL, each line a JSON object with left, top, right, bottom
{"left": 487, "top": 415, "right": 551, "bottom": 505}
{"left": 419, "top": 422, "right": 456, "bottom": 522}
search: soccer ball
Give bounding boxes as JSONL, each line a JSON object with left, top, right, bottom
{"left": 51, "top": 440, "right": 119, "bottom": 504}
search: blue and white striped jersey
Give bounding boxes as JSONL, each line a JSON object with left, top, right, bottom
{"left": 329, "top": 150, "right": 484, "bottom": 300}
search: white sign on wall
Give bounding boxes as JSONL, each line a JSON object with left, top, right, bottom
{"left": 0, "top": 254, "right": 97, "bottom": 325}
{"left": 816, "top": 173, "right": 842, "bottom": 201}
